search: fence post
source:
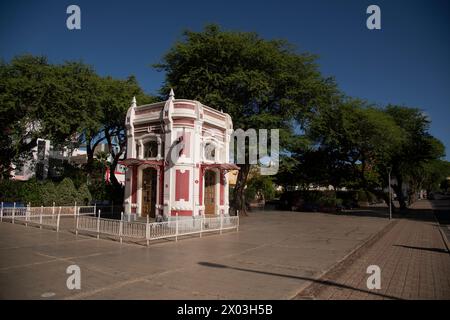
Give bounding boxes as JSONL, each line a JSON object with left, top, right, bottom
{"left": 236, "top": 210, "right": 239, "bottom": 232}
{"left": 94, "top": 203, "right": 96, "bottom": 217}
{"left": 12, "top": 202, "right": 16, "bottom": 224}
{"left": 56, "top": 207, "right": 61, "bottom": 232}
{"left": 74, "top": 202, "right": 77, "bottom": 217}
{"left": 25, "top": 203, "right": 30, "bottom": 227}
{"left": 146, "top": 215, "right": 149, "bottom": 246}
{"left": 40, "top": 206, "right": 43, "bottom": 229}
{"left": 119, "top": 212, "right": 123, "bottom": 244}
{"left": 175, "top": 212, "right": 179, "bottom": 242}
{"left": 200, "top": 214, "right": 203, "bottom": 238}
{"left": 75, "top": 207, "right": 80, "bottom": 236}
{"left": 27, "top": 202, "right": 31, "bottom": 225}
{"left": 96, "top": 209, "right": 101, "bottom": 239}
{"left": 220, "top": 212, "right": 223, "bottom": 234}
{"left": 0, "top": 202, "right": 3, "bottom": 222}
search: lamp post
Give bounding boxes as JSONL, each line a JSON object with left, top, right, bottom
{"left": 387, "top": 167, "right": 392, "bottom": 220}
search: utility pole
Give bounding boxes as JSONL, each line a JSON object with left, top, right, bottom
{"left": 387, "top": 167, "right": 392, "bottom": 220}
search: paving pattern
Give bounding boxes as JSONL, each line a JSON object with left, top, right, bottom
{"left": 296, "top": 200, "right": 450, "bottom": 300}
{"left": 0, "top": 211, "right": 389, "bottom": 299}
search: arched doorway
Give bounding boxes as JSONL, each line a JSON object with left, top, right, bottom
{"left": 141, "top": 167, "right": 157, "bottom": 218}
{"left": 204, "top": 170, "right": 216, "bottom": 215}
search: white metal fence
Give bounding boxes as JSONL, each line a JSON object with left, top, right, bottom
{"left": 0, "top": 202, "right": 96, "bottom": 231}
{"left": 0, "top": 202, "right": 239, "bottom": 245}
{"left": 75, "top": 214, "right": 239, "bottom": 245}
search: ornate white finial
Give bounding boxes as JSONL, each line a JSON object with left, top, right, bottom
{"left": 169, "top": 88, "right": 175, "bottom": 99}
{"left": 131, "top": 96, "right": 137, "bottom": 108}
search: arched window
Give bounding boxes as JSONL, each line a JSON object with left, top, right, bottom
{"left": 204, "top": 143, "right": 215, "bottom": 161}
{"left": 144, "top": 141, "right": 158, "bottom": 159}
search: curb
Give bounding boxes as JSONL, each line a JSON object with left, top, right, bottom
{"left": 292, "top": 218, "right": 398, "bottom": 299}
{"left": 431, "top": 210, "right": 450, "bottom": 254}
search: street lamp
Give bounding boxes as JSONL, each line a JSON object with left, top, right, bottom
{"left": 387, "top": 166, "right": 392, "bottom": 220}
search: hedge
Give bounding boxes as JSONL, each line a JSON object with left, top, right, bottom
{"left": 0, "top": 178, "right": 92, "bottom": 206}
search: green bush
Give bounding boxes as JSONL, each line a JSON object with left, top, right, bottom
{"left": 0, "top": 177, "right": 93, "bottom": 206}
{"left": 319, "top": 196, "right": 337, "bottom": 207}
{"left": 0, "top": 179, "right": 23, "bottom": 202}
{"left": 77, "top": 183, "right": 92, "bottom": 205}
{"left": 19, "top": 179, "right": 43, "bottom": 205}
{"left": 41, "top": 181, "right": 57, "bottom": 206}
{"left": 366, "top": 191, "right": 377, "bottom": 203}
{"left": 303, "top": 191, "right": 324, "bottom": 204}
{"left": 57, "top": 178, "right": 79, "bottom": 206}
{"left": 245, "top": 175, "right": 276, "bottom": 202}
{"left": 357, "top": 190, "right": 368, "bottom": 202}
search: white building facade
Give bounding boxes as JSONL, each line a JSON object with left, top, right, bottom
{"left": 121, "top": 90, "right": 238, "bottom": 219}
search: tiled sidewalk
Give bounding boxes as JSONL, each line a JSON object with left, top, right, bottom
{"left": 296, "top": 200, "right": 450, "bottom": 300}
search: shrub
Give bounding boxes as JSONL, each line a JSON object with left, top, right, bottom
{"left": 366, "top": 191, "right": 377, "bottom": 203}
{"left": 357, "top": 190, "right": 368, "bottom": 202}
{"left": 319, "top": 196, "right": 337, "bottom": 207}
{"left": 19, "top": 179, "right": 43, "bottom": 206}
{"left": 77, "top": 183, "right": 92, "bottom": 205}
{"left": 56, "top": 178, "right": 79, "bottom": 206}
{"left": 41, "top": 181, "right": 57, "bottom": 206}
{"left": 0, "top": 179, "right": 23, "bottom": 202}
{"left": 88, "top": 180, "right": 124, "bottom": 204}
{"left": 280, "top": 190, "right": 341, "bottom": 211}
{"left": 245, "top": 175, "right": 276, "bottom": 202}
{"left": 1, "top": 177, "right": 103, "bottom": 207}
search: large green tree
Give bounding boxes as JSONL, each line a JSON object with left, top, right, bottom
{"left": 0, "top": 55, "right": 100, "bottom": 178}
{"left": 299, "top": 101, "right": 446, "bottom": 210}
{"left": 306, "top": 99, "right": 404, "bottom": 192}
{"left": 97, "top": 76, "right": 155, "bottom": 187}
{"left": 155, "top": 24, "right": 339, "bottom": 214}
{"left": 1, "top": 55, "right": 155, "bottom": 191}
{"left": 384, "top": 105, "right": 445, "bottom": 209}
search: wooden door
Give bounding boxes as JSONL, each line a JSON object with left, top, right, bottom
{"left": 204, "top": 170, "right": 216, "bottom": 215}
{"left": 141, "top": 168, "right": 157, "bottom": 218}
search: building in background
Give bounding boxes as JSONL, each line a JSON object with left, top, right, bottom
{"left": 11, "top": 138, "right": 87, "bottom": 181}
{"left": 11, "top": 139, "right": 125, "bottom": 185}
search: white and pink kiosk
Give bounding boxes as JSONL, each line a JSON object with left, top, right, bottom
{"left": 121, "top": 90, "right": 238, "bottom": 220}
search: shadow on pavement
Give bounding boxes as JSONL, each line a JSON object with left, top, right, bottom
{"left": 198, "top": 261, "right": 403, "bottom": 300}
{"left": 393, "top": 244, "right": 449, "bottom": 254}
{"left": 331, "top": 202, "right": 449, "bottom": 224}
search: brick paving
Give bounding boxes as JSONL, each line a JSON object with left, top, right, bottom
{"left": 296, "top": 200, "right": 450, "bottom": 300}
{"left": 0, "top": 211, "right": 389, "bottom": 299}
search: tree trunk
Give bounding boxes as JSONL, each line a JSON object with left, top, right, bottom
{"left": 104, "top": 128, "right": 126, "bottom": 189}
{"left": 232, "top": 163, "right": 251, "bottom": 216}
{"left": 86, "top": 139, "right": 94, "bottom": 169}
{"left": 86, "top": 135, "right": 105, "bottom": 170}
{"left": 109, "top": 153, "right": 122, "bottom": 188}
{"left": 392, "top": 174, "right": 407, "bottom": 211}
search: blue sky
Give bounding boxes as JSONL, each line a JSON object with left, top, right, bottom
{"left": 1, "top": 0, "right": 449, "bottom": 159}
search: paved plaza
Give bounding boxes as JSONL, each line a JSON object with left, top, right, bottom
{"left": 1, "top": 201, "right": 449, "bottom": 300}
{"left": 296, "top": 200, "right": 450, "bottom": 300}
{"left": 0, "top": 210, "right": 389, "bottom": 299}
